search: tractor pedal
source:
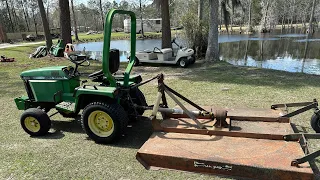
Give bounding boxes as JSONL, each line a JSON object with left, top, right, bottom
{"left": 55, "top": 101, "right": 75, "bottom": 113}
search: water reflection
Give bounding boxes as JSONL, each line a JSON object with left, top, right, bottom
{"left": 75, "top": 32, "right": 320, "bottom": 75}
{"left": 219, "top": 33, "right": 320, "bottom": 75}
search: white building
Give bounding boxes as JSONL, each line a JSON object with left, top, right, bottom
{"left": 124, "top": 18, "right": 162, "bottom": 33}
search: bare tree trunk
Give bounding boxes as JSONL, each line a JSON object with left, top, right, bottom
{"left": 247, "top": 0, "right": 252, "bottom": 33}
{"left": 46, "top": 1, "right": 50, "bottom": 25}
{"left": 205, "top": 0, "right": 219, "bottom": 61}
{"left": 219, "top": 5, "right": 222, "bottom": 30}
{"left": 21, "top": 1, "right": 30, "bottom": 32}
{"left": 198, "top": 0, "right": 204, "bottom": 23}
{"left": 71, "top": 0, "right": 79, "bottom": 41}
{"left": 307, "top": 0, "right": 316, "bottom": 35}
{"left": 139, "top": 0, "right": 144, "bottom": 37}
{"left": 99, "top": 0, "right": 104, "bottom": 30}
{"left": 290, "top": 0, "right": 295, "bottom": 29}
{"left": 0, "top": 24, "right": 8, "bottom": 42}
{"left": 59, "top": 0, "right": 72, "bottom": 43}
{"left": 230, "top": 16, "right": 233, "bottom": 32}
{"left": 262, "top": 0, "right": 270, "bottom": 31}
{"left": 161, "top": 0, "right": 172, "bottom": 49}
{"left": 37, "top": 0, "right": 52, "bottom": 49}
{"left": 11, "top": 1, "right": 21, "bottom": 32}
{"left": 5, "top": 0, "right": 14, "bottom": 32}
{"left": 32, "top": 10, "right": 38, "bottom": 36}
{"left": 195, "top": 0, "right": 204, "bottom": 57}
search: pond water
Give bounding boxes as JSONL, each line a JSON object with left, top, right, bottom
{"left": 74, "top": 30, "right": 320, "bottom": 75}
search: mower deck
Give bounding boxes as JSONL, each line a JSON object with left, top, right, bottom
{"left": 137, "top": 107, "right": 314, "bottom": 180}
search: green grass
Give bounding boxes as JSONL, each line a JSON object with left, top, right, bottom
{"left": 1, "top": 46, "right": 320, "bottom": 179}
{"left": 74, "top": 30, "right": 183, "bottom": 42}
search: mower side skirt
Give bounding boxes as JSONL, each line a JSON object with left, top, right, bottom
{"left": 137, "top": 132, "right": 314, "bottom": 180}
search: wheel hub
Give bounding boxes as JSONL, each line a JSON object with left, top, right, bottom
{"left": 24, "top": 117, "right": 40, "bottom": 132}
{"left": 180, "top": 60, "right": 185, "bottom": 67}
{"left": 88, "top": 110, "right": 114, "bottom": 137}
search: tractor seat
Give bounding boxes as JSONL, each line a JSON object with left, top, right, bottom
{"left": 88, "top": 70, "right": 142, "bottom": 85}
{"left": 88, "top": 49, "right": 120, "bottom": 81}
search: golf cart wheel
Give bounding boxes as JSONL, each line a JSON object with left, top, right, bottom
{"left": 178, "top": 57, "right": 189, "bottom": 68}
{"left": 20, "top": 108, "right": 51, "bottom": 136}
{"left": 130, "top": 88, "right": 147, "bottom": 115}
{"left": 134, "top": 57, "right": 140, "bottom": 66}
{"left": 310, "top": 113, "right": 320, "bottom": 133}
{"left": 81, "top": 102, "right": 128, "bottom": 144}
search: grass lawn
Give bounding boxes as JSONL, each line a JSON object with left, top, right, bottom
{"left": 75, "top": 31, "right": 166, "bottom": 42}
{"left": 1, "top": 45, "right": 320, "bottom": 179}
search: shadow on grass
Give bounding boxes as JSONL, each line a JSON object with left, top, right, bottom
{"left": 43, "top": 115, "right": 152, "bottom": 149}
{"left": 32, "top": 130, "right": 66, "bottom": 139}
{"left": 51, "top": 117, "right": 84, "bottom": 134}
{"left": 110, "top": 117, "right": 153, "bottom": 149}
{"left": 177, "top": 61, "right": 320, "bottom": 89}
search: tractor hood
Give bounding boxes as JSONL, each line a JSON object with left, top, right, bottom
{"left": 20, "top": 66, "right": 71, "bottom": 80}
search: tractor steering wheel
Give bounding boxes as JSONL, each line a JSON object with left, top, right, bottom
{"left": 153, "top": 47, "right": 163, "bottom": 53}
{"left": 67, "top": 54, "right": 90, "bottom": 76}
{"left": 68, "top": 54, "right": 90, "bottom": 67}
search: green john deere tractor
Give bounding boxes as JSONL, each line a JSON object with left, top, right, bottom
{"left": 14, "top": 9, "right": 147, "bottom": 143}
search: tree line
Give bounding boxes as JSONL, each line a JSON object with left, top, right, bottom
{"left": 0, "top": 0, "right": 318, "bottom": 61}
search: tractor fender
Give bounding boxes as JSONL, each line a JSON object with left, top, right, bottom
{"left": 74, "top": 86, "right": 118, "bottom": 112}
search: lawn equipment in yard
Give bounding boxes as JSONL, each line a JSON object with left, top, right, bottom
{"left": 14, "top": 9, "right": 146, "bottom": 143}
{"left": 132, "top": 73, "right": 320, "bottom": 180}
{"left": 49, "top": 39, "right": 65, "bottom": 57}
{"left": 1, "top": 55, "right": 14, "bottom": 62}
{"left": 14, "top": 9, "right": 320, "bottom": 180}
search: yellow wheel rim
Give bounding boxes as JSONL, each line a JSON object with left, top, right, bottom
{"left": 24, "top": 117, "right": 40, "bottom": 133}
{"left": 88, "top": 110, "right": 114, "bottom": 137}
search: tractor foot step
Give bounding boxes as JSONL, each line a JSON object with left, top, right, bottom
{"left": 55, "top": 101, "right": 75, "bottom": 113}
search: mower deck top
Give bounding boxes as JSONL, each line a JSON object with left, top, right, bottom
{"left": 137, "top": 107, "right": 314, "bottom": 180}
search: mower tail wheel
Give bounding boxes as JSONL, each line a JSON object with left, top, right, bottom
{"left": 178, "top": 57, "right": 189, "bottom": 68}
{"left": 310, "top": 113, "right": 320, "bottom": 133}
{"left": 20, "top": 108, "right": 51, "bottom": 136}
{"left": 81, "top": 102, "right": 129, "bottom": 144}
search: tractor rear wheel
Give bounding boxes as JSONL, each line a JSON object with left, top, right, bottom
{"left": 130, "top": 88, "right": 147, "bottom": 115}
{"left": 20, "top": 108, "right": 51, "bottom": 136}
{"left": 81, "top": 102, "right": 128, "bottom": 144}
{"left": 310, "top": 113, "right": 320, "bottom": 133}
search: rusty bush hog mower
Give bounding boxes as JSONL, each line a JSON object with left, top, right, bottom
{"left": 14, "top": 10, "right": 320, "bottom": 179}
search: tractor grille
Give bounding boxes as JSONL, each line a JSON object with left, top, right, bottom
{"left": 23, "top": 80, "right": 35, "bottom": 100}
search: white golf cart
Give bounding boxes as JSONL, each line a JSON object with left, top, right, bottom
{"left": 135, "top": 38, "right": 195, "bottom": 68}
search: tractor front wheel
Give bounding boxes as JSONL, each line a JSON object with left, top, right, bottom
{"left": 310, "top": 113, "right": 320, "bottom": 133}
{"left": 81, "top": 102, "right": 128, "bottom": 144}
{"left": 20, "top": 108, "right": 51, "bottom": 136}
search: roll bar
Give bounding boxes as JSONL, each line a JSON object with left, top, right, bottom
{"left": 102, "top": 9, "right": 136, "bottom": 87}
